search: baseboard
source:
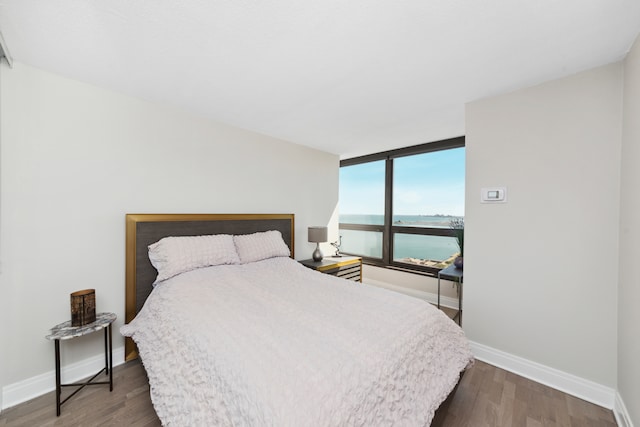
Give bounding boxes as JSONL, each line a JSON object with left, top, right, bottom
{"left": 363, "top": 278, "right": 460, "bottom": 309}
{"left": 470, "top": 341, "right": 616, "bottom": 409}
{"left": 1, "top": 346, "right": 125, "bottom": 411}
{"left": 614, "top": 391, "right": 635, "bottom": 427}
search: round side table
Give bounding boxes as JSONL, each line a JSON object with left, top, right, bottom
{"left": 45, "top": 312, "right": 116, "bottom": 416}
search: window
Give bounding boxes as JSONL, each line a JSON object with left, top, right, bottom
{"left": 339, "top": 137, "right": 464, "bottom": 275}
{"left": 339, "top": 160, "right": 385, "bottom": 258}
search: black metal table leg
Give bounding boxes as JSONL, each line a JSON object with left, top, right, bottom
{"left": 459, "top": 280, "right": 463, "bottom": 325}
{"left": 108, "top": 324, "right": 113, "bottom": 391}
{"left": 437, "top": 273, "right": 441, "bottom": 309}
{"left": 55, "top": 339, "right": 61, "bottom": 416}
{"left": 104, "top": 326, "right": 108, "bottom": 375}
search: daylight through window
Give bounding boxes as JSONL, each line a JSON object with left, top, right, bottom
{"left": 339, "top": 137, "right": 465, "bottom": 275}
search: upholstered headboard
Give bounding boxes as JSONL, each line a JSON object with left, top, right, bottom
{"left": 124, "top": 213, "right": 295, "bottom": 360}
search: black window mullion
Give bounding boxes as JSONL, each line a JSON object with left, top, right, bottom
{"left": 383, "top": 157, "right": 393, "bottom": 264}
{"left": 391, "top": 226, "right": 455, "bottom": 237}
{"left": 338, "top": 223, "right": 385, "bottom": 232}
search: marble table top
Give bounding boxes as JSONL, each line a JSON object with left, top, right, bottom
{"left": 46, "top": 312, "right": 117, "bottom": 341}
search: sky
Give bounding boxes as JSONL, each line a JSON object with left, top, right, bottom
{"left": 339, "top": 147, "right": 465, "bottom": 217}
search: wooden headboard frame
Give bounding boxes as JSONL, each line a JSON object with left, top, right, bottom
{"left": 124, "top": 213, "right": 295, "bottom": 361}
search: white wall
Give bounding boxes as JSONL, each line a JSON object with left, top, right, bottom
{"left": 0, "top": 62, "right": 339, "bottom": 407}
{"left": 465, "top": 63, "right": 622, "bottom": 389}
{"left": 618, "top": 34, "right": 640, "bottom": 425}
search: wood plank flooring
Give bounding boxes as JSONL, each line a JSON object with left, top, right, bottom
{"left": 0, "top": 360, "right": 160, "bottom": 427}
{"left": 0, "top": 358, "right": 616, "bottom": 426}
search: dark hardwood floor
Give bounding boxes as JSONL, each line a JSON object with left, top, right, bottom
{"left": 0, "top": 358, "right": 616, "bottom": 426}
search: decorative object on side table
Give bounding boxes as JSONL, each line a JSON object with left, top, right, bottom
{"left": 449, "top": 218, "right": 464, "bottom": 270}
{"left": 70, "top": 289, "right": 96, "bottom": 326}
{"left": 330, "top": 235, "right": 343, "bottom": 257}
{"left": 308, "top": 226, "right": 328, "bottom": 261}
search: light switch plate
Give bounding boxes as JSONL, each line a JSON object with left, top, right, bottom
{"left": 481, "top": 187, "right": 507, "bottom": 203}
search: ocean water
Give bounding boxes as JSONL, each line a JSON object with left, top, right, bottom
{"left": 339, "top": 214, "right": 462, "bottom": 261}
{"left": 340, "top": 214, "right": 457, "bottom": 228}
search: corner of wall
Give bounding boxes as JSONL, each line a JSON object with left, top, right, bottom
{"left": 618, "top": 30, "right": 640, "bottom": 427}
{"left": 614, "top": 391, "right": 635, "bottom": 427}
{"left": 0, "top": 55, "right": 5, "bottom": 416}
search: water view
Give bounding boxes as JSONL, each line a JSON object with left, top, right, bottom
{"left": 339, "top": 214, "right": 462, "bottom": 266}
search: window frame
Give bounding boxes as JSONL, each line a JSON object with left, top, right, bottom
{"left": 339, "top": 136, "right": 465, "bottom": 276}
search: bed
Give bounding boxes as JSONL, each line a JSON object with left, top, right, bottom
{"left": 121, "top": 213, "right": 473, "bottom": 426}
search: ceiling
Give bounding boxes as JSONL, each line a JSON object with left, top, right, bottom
{"left": 1, "top": 1, "right": 639, "bottom": 159}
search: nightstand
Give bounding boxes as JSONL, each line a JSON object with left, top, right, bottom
{"left": 45, "top": 312, "right": 116, "bottom": 416}
{"left": 299, "top": 256, "right": 362, "bottom": 282}
{"left": 437, "top": 265, "right": 463, "bottom": 325}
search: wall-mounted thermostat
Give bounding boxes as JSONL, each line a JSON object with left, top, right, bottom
{"left": 481, "top": 187, "right": 507, "bottom": 203}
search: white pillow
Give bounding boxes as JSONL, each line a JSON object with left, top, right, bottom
{"left": 148, "top": 234, "right": 240, "bottom": 283}
{"left": 233, "top": 230, "right": 291, "bottom": 264}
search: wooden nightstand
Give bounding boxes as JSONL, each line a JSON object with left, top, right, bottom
{"left": 299, "top": 256, "right": 362, "bottom": 282}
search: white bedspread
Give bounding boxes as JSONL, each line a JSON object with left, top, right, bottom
{"left": 121, "top": 257, "right": 473, "bottom": 426}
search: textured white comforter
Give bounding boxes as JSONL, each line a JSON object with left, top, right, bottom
{"left": 121, "top": 257, "right": 473, "bottom": 426}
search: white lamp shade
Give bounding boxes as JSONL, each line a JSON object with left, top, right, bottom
{"left": 308, "top": 226, "right": 328, "bottom": 243}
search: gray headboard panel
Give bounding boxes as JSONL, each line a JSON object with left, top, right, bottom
{"left": 125, "top": 213, "right": 295, "bottom": 360}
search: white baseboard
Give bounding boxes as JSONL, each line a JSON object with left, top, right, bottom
{"left": 614, "top": 391, "right": 635, "bottom": 427}
{"left": 470, "top": 341, "right": 616, "bottom": 409}
{"left": 2, "top": 346, "right": 125, "bottom": 411}
{"left": 363, "top": 278, "right": 461, "bottom": 309}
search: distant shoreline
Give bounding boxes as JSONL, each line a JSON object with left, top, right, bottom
{"left": 340, "top": 214, "right": 463, "bottom": 228}
{"left": 342, "top": 214, "right": 462, "bottom": 218}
